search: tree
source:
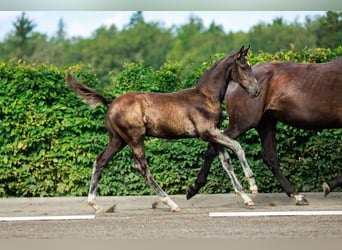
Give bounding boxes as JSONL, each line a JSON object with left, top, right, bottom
{"left": 12, "top": 12, "right": 36, "bottom": 46}
{"left": 247, "top": 17, "right": 316, "bottom": 53}
{"left": 127, "top": 11, "right": 145, "bottom": 29}
{"left": 316, "top": 11, "right": 342, "bottom": 48}
{"left": 56, "top": 18, "right": 67, "bottom": 41}
{"left": 0, "top": 12, "right": 39, "bottom": 60}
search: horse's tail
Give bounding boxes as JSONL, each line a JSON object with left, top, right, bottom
{"left": 66, "top": 72, "right": 112, "bottom": 108}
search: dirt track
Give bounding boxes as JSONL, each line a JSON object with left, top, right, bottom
{"left": 1, "top": 192, "right": 342, "bottom": 239}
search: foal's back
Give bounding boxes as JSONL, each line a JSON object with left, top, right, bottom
{"left": 106, "top": 88, "right": 221, "bottom": 139}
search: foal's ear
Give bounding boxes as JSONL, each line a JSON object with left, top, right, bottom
{"left": 243, "top": 45, "right": 250, "bottom": 56}
{"left": 235, "top": 45, "right": 245, "bottom": 60}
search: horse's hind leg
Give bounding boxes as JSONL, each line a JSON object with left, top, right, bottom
{"left": 213, "top": 144, "right": 254, "bottom": 206}
{"left": 88, "top": 138, "right": 126, "bottom": 213}
{"left": 131, "top": 143, "right": 180, "bottom": 212}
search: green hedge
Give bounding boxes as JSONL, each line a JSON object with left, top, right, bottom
{"left": 1, "top": 47, "right": 341, "bottom": 197}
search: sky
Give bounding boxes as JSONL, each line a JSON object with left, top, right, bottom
{"left": 0, "top": 11, "right": 326, "bottom": 41}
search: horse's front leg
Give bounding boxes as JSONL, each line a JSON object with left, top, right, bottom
{"left": 132, "top": 145, "right": 180, "bottom": 212}
{"left": 186, "top": 143, "right": 217, "bottom": 199}
{"left": 214, "top": 144, "right": 254, "bottom": 206}
{"left": 256, "top": 121, "right": 309, "bottom": 205}
{"left": 323, "top": 174, "right": 342, "bottom": 197}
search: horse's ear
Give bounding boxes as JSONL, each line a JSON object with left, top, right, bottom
{"left": 243, "top": 45, "right": 250, "bottom": 56}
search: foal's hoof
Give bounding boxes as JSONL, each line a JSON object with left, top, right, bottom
{"left": 294, "top": 195, "right": 309, "bottom": 206}
{"left": 171, "top": 206, "right": 181, "bottom": 212}
{"left": 186, "top": 186, "right": 196, "bottom": 200}
{"left": 250, "top": 189, "right": 259, "bottom": 194}
{"left": 322, "top": 182, "right": 331, "bottom": 197}
{"left": 88, "top": 201, "right": 104, "bottom": 214}
{"left": 245, "top": 200, "right": 254, "bottom": 206}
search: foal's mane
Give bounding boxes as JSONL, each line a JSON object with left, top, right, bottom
{"left": 195, "top": 52, "right": 236, "bottom": 86}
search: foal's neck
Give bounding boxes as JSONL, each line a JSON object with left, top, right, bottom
{"left": 195, "top": 55, "right": 233, "bottom": 102}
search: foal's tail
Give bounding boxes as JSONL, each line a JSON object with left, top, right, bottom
{"left": 65, "top": 72, "right": 111, "bottom": 108}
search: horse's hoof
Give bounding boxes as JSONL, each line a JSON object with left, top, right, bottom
{"left": 296, "top": 200, "right": 309, "bottom": 206}
{"left": 105, "top": 204, "right": 116, "bottom": 213}
{"left": 295, "top": 195, "right": 309, "bottom": 205}
{"left": 322, "top": 182, "right": 331, "bottom": 197}
{"left": 245, "top": 200, "right": 254, "bottom": 206}
{"left": 94, "top": 207, "right": 105, "bottom": 214}
{"left": 186, "top": 186, "right": 196, "bottom": 200}
{"left": 88, "top": 201, "right": 104, "bottom": 214}
{"left": 171, "top": 207, "right": 181, "bottom": 212}
{"left": 250, "top": 189, "right": 259, "bottom": 194}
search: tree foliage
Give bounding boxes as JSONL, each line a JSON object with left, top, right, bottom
{"left": 0, "top": 11, "right": 341, "bottom": 86}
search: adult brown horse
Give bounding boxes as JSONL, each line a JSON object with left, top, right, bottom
{"left": 187, "top": 57, "right": 342, "bottom": 205}
{"left": 323, "top": 174, "right": 342, "bottom": 197}
{"left": 66, "top": 46, "right": 260, "bottom": 213}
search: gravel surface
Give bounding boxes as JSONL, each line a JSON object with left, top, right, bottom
{"left": 1, "top": 192, "right": 342, "bottom": 239}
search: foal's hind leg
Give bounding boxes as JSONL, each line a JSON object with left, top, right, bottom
{"left": 131, "top": 143, "right": 180, "bottom": 212}
{"left": 88, "top": 138, "right": 126, "bottom": 213}
{"left": 233, "top": 146, "right": 258, "bottom": 194}
{"left": 213, "top": 144, "right": 254, "bottom": 206}
{"left": 204, "top": 128, "right": 257, "bottom": 205}
{"left": 187, "top": 140, "right": 257, "bottom": 200}
{"left": 223, "top": 140, "right": 257, "bottom": 195}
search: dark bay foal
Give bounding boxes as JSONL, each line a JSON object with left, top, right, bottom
{"left": 66, "top": 46, "right": 260, "bottom": 213}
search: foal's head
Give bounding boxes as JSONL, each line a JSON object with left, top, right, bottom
{"left": 230, "top": 46, "right": 260, "bottom": 97}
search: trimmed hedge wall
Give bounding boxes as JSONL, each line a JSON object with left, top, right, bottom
{"left": 1, "top": 47, "right": 341, "bottom": 197}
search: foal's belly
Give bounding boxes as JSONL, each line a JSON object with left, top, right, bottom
{"left": 145, "top": 117, "right": 198, "bottom": 139}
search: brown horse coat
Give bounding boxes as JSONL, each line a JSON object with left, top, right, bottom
{"left": 187, "top": 57, "right": 342, "bottom": 205}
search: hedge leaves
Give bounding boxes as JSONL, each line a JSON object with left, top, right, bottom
{"left": 1, "top": 47, "right": 341, "bottom": 197}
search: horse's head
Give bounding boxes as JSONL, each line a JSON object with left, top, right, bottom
{"left": 230, "top": 45, "right": 260, "bottom": 98}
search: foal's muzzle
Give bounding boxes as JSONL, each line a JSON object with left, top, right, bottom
{"left": 247, "top": 79, "right": 260, "bottom": 98}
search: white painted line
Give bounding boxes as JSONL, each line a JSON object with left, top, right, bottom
{"left": 209, "top": 210, "right": 342, "bottom": 217}
{"left": 0, "top": 215, "right": 95, "bottom": 222}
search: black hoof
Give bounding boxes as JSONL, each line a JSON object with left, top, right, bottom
{"left": 186, "top": 186, "right": 196, "bottom": 200}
